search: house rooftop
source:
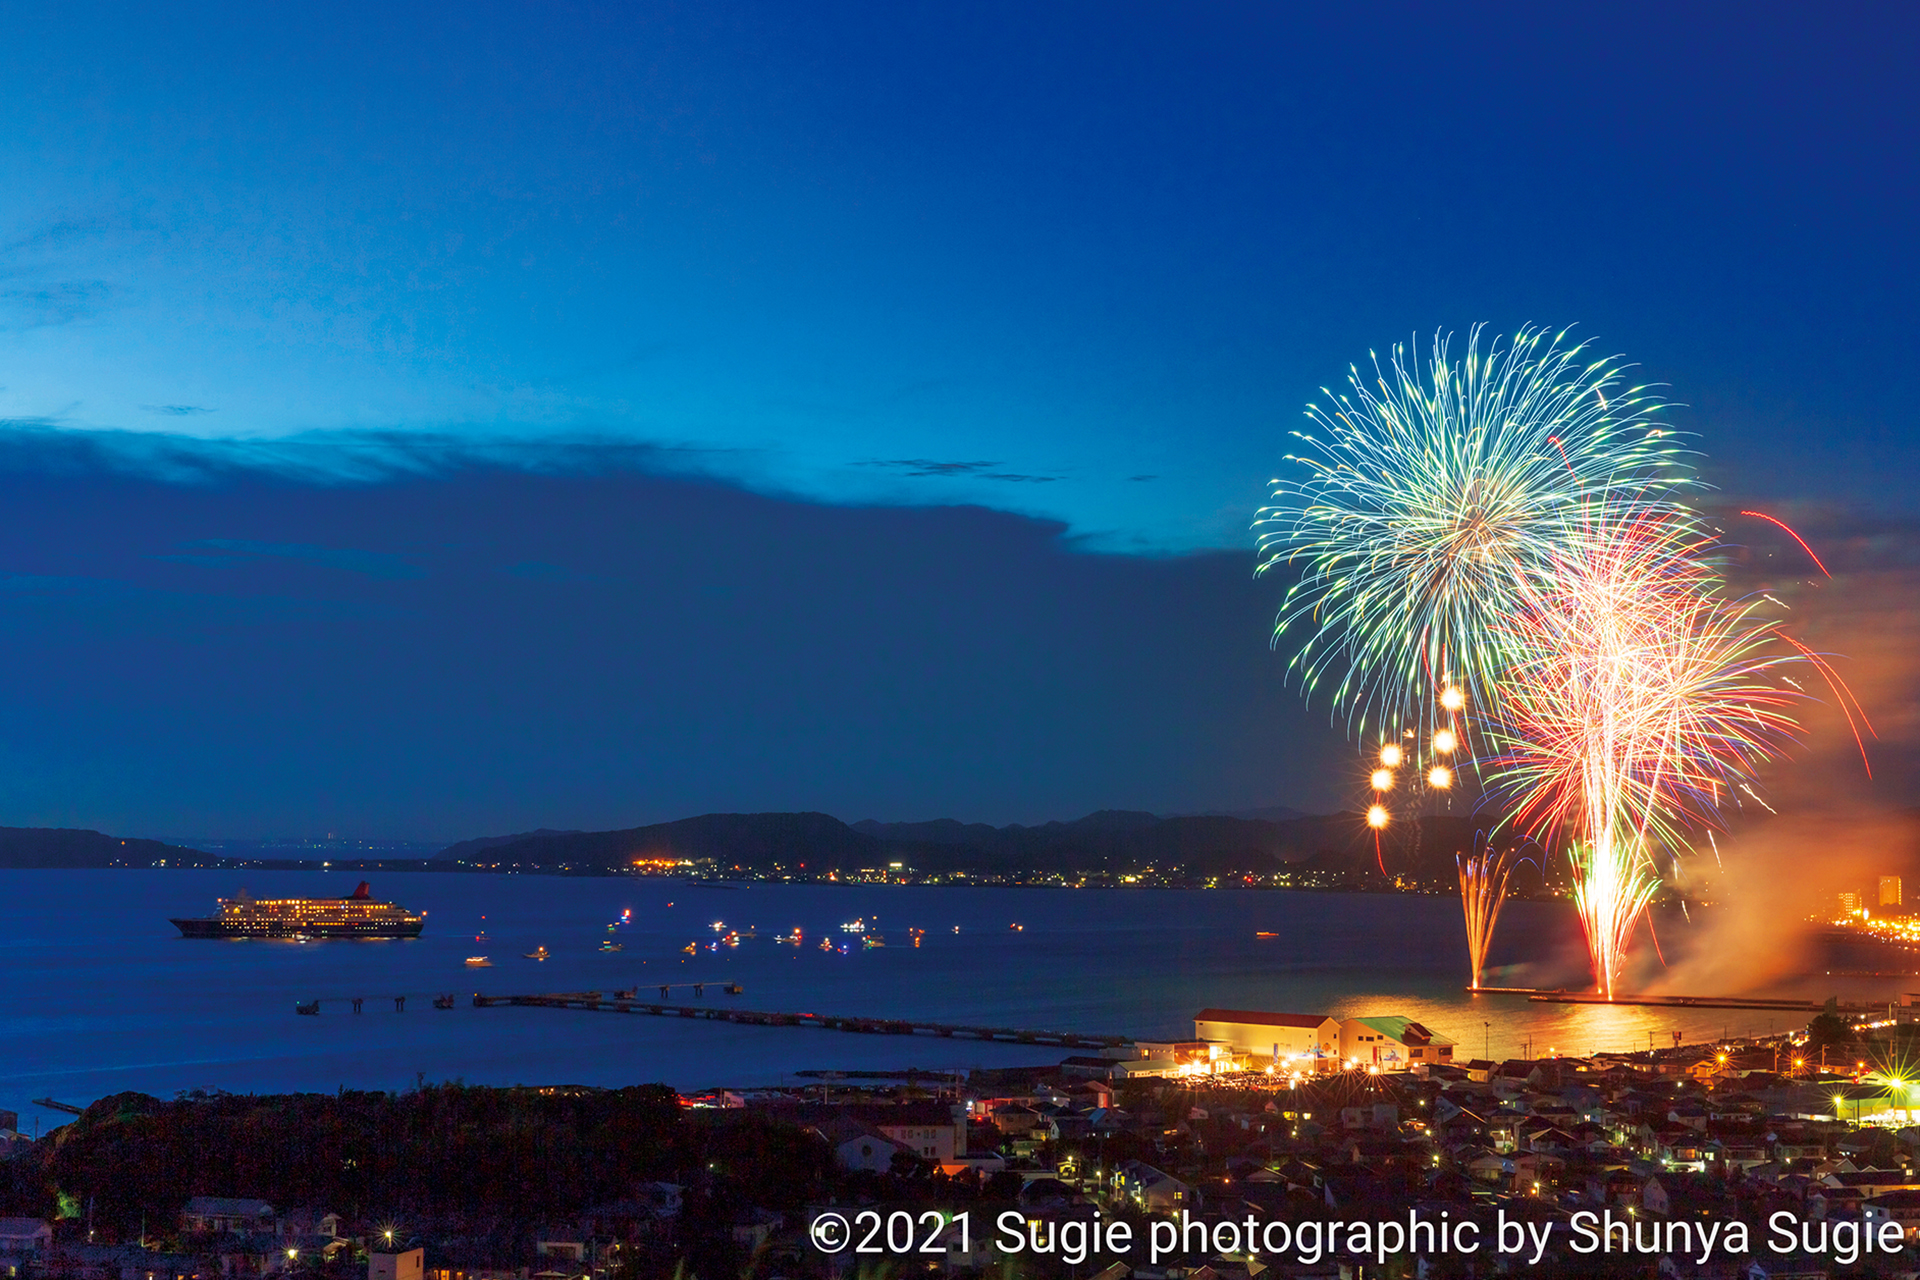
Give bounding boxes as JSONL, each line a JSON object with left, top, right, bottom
{"left": 1194, "top": 1009, "right": 1334, "bottom": 1029}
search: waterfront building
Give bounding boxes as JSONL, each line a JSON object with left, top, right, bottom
{"left": 1191, "top": 1009, "right": 1340, "bottom": 1064}
{"left": 1883, "top": 876, "right": 1905, "bottom": 908}
{"left": 1339, "top": 1015, "right": 1456, "bottom": 1068}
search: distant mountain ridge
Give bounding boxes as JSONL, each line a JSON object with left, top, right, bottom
{"left": 0, "top": 826, "right": 207, "bottom": 869}
{"left": 0, "top": 807, "right": 1517, "bottom": 888}
{"left": 427, "top": 807, "right": 1502, "bottom": 886}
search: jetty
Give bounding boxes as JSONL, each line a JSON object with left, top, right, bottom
{"left": 1519, "top": 990, "right": 1888, "bottom": 1015}
{"left": 470, "top": 990, "right": 1131, "bottom": 1049}
{"left": 31, "top": 1098, "right": 85, "bottom": 1115}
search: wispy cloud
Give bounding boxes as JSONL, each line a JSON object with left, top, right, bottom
{"left": 0, "top": 279, "right": 112, "bottom": 329}
{"left": 859, "top": 458, "right": 1062, "bottom": 483}
{"left": 0, "top": 423, "right": 712, "bottom": 488}
{"left": 139, "top": 404, "right": 217, "bottom": 416}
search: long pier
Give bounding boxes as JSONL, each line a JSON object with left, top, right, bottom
{"left": 470, "top": 991, "right": 1132, "bottom": 1049}
{"left": 1526, "top": 991, "right": 1886, "bottom": 1014}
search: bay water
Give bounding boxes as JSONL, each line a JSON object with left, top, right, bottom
{"left": 0, "top": 870, "right": 1891, "bottom": 1135}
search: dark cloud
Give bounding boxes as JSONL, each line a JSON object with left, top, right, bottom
{"left": 0, "top": 444, "right": 1336, "bottom": 837}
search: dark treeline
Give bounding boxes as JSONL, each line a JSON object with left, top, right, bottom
{"left": 3, "top": 1086, "right": 831, "bottom": 1247}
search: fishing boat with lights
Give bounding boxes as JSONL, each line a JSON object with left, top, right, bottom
{"left": 169, "top": 882, "right": 427, "bottom": 939}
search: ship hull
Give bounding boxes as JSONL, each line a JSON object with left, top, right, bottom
{"left": 170, "top": 918, "right": 425, "bottom": 939}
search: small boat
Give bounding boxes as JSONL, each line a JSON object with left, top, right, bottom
{"left": 862, "top": 934, "right": 885, "bottom": 948}
{"left": 432, "top": 994, "right": 456, "bottom": 1010}
{"left": 1256, "top": 931, "right": 1278, "bottom": 938}
{"left": 819, "top": 936, "right": 833, "bottom": 951}
{"left": 599, "top": 940, "right": 623, "bottom": 953}
{"left": 525, "top": 946, "right": 550, "bottom": 960}
{"left": 683, "top": 942, "right": 697, "bottom": 954}
{"left": 465, "top": 956, "right": 492, "bottom": 967}
{"left": 295, "top": 999, "right": 321, "bottom": 1016}
{"left": 1009, "top": 923, "right": 1024, "bottom": 932}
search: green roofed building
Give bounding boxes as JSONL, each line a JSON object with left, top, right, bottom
{"left": 1340, "top": 1016, "right": 1455, "bottom": 1070}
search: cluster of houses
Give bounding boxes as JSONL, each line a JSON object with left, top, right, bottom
{"left": 731, "top": 1026, "right": 1920, "bottom": 1277}
{"left": 9, "top": 1017, "right": 1920, "bottom": 1279}
{"left": 0, "top": 1200, "right": 354, "bottom": 1280}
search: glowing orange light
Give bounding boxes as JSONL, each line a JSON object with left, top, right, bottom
{"left": 1433, "top": 728, "right": 1458, "bottom": 754}
{"left": 1428, "top": 766, "right": 1453, "bottom": 789}
{"left": 1379, "top": 744, "right": 1403, "bottom": 768}
{"left": 1370, "top": 769, "right": 1393, "bottom": 791}
{"left": 1366, "top": 804, "right": 1389, "bottom": 829}
{"left": 1440, "top": 687, "right": 1465, "bottom": 712}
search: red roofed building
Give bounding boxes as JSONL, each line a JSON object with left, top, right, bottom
{"left": 1193, "top": 1009, "right": 1340, "bottom": 1064}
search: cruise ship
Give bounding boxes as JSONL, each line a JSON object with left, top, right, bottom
{"left": 170, "top": 882, "right": 427, "bottom": 939}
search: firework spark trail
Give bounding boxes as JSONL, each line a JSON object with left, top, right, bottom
{"left": 1482, "top": 511, "right": 1807, "bottom": 996}
{"left": 1260, "top": 326, "right": 1853, "bottom": 999}
{"left": 1458, "top": 848, "right": 1514, "bottom": 991}
{"left": 1255, "top": 324, "right": 1696, "bottom": 743}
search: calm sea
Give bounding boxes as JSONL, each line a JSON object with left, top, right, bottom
{"left": 0, "top": 870, "right": 1896, "bottom": 1134}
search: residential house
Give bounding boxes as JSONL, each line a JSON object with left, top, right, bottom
{"left": 182, "top": 1201, "right": 279, "bottom": 1237}
{"left": 0, "top": 1219, "right": 51, "bottom": 1279}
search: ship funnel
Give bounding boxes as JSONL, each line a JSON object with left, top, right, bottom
{"left": 350, "top": 881, "right": 372, "bottom": 900}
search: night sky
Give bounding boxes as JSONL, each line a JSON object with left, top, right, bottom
{"left": 0, "top": 4, "right": 1914, "bottom": 839}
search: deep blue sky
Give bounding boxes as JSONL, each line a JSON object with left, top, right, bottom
{"left": 0, "top": 3, "right": 1914, "bottom": 838}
